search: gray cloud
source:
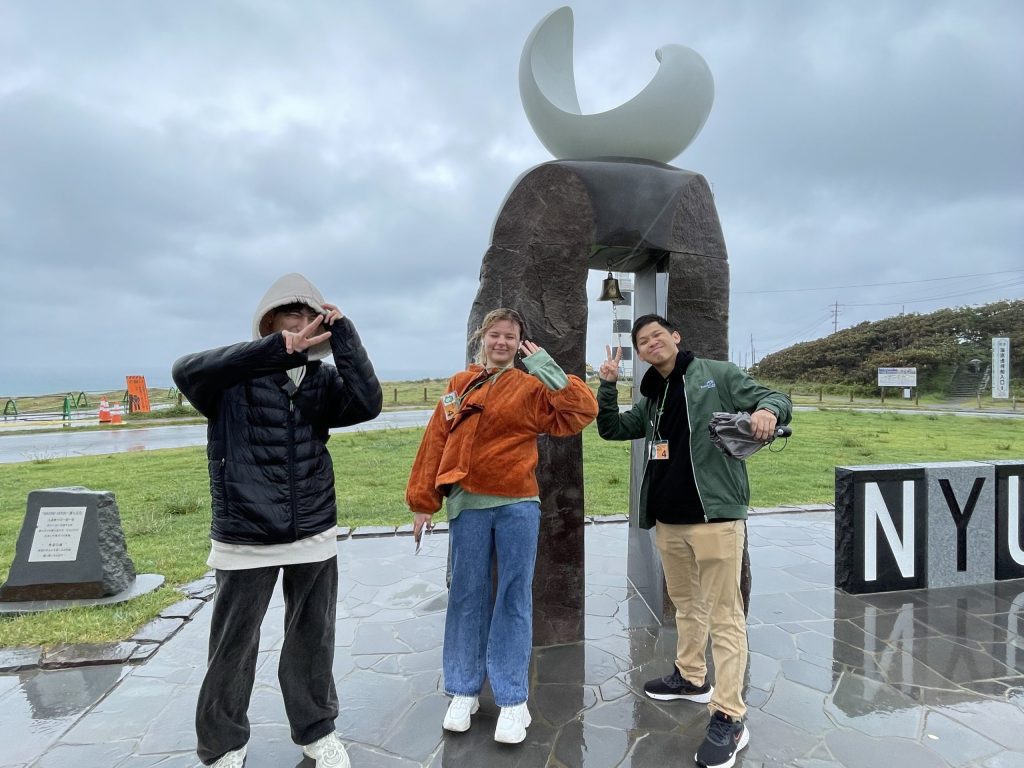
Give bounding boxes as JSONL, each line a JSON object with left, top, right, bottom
{"left": 1, "top": 0, "right": 1021, "bottom": 392}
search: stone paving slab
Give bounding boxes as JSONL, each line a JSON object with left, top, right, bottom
{"left": 0, "top": 574, "right": 166, "bottom": 616}
{"left": 0, "top": 513, "right": 1022, "bottom": 767}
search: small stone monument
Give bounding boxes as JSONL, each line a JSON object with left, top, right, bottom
{"left": 0, "top": 487, "right": 137, "bottom": 601}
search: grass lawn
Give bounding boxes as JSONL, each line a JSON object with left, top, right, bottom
{"left": 0, "top": 409, "right": 1019, "bottom": 647}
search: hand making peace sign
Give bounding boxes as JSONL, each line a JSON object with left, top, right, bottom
{"left": 281, "top": 314, "right": 332, "bottom": 354}
{"left": 599, "top": 345, "right": 622, "bottom": 382}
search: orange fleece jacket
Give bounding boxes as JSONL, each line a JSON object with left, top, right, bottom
{"left": 406, "top": 364, "right": 598, "bottom": 514}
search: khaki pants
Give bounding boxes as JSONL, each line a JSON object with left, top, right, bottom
{"left": 655, "top": 519, "right": 747, "bottom": 719}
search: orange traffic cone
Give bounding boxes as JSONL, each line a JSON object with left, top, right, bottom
{"left": 111, "top": 404, "right": 123, "bottom": 425}
{"left": 99, "top": 399, "right": 111, "bottom": 424}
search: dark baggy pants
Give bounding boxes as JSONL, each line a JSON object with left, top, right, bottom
{"left": 196, "top": 557, "right": 339, "bottom": 765}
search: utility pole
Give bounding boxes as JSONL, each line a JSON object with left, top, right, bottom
{"left": 750, "top": 334, "right": 755, "bottom": 367}
{"left": 831, "top": 301, "right": 840, "bottom": 333}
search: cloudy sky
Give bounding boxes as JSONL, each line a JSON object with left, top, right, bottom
{"left": 1, "top": 0, "right": 1021, "bottom": 395}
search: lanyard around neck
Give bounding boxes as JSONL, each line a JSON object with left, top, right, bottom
{"left": 651, "top": 379, "right": 671, "bottom": 440}
{"left": 458, "top": 366, "right": 509, "bottom": 409}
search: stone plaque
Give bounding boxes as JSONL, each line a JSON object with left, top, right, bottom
{"left": 835, "top": 465, "right": 928, "bottom": 594}
{"left": 918, "top": 461, "right": 995, "bottom": 588}
{"left": 28, "top": 506, "right": 87, "bottom": 562}
{"left": 0, "top": 487, "right": 136, "bottom": 601}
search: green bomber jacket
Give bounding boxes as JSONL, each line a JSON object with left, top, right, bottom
{"left": 596, "top": 356, "right": 792, "bottom": 528}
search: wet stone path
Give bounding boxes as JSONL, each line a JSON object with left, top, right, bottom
{"left": 1, "top": 513, "right": 1023, "bottom": 767}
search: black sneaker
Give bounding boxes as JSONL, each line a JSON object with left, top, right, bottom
{"left": 642, "top": 667, "right": 714, "bottom": 702}
{"left": 695, "top": 710, "right": 749, "bottom": 768}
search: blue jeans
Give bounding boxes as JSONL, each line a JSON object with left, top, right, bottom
{"left": 444, "top": 501, "right": 541, "bottom": 707}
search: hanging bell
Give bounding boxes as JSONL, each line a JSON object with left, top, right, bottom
{"left": 597, "top": 271, "right": 624, "bottom": 302}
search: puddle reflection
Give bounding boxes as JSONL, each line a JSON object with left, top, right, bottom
{"left": 830, "top": 580, "right": 1024, "bottom": 716}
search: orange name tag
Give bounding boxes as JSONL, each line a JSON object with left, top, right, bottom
{"left": 441, "top": 392, "right": 459, "bottom": 420}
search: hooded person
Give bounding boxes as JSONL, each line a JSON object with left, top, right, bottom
{"left": 172, "top": 272, "right": 383, "bottom": 768}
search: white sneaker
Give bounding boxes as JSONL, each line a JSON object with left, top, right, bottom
{"left": 443, "top": 694, "right": 480, "bottom": 732}
{"left": 302, "top": 732, "right": 350, "bottom": 768}
{"left": 494, "top": 702, "right": 532, "bottom": 744}
{"left": 210, "top": 745, "right": 246, "bottom": 768}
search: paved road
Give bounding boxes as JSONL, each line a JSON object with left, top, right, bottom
{"left": 0, "top": 409, "right": 434, "bottom": 464}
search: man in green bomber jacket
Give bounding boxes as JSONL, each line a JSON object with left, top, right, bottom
{"left": 596, "top": 313, "right": 791, "bottom": 768}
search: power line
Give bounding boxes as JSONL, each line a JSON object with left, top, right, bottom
{"left": 753, "top": 313, "right": 835, "bottom": 357}
{"left": 756, "top": 312, "right": 833, "bottom": 346}
{"left": 843, "top": 277, "right": 1024, "bottom": 308}
{"left": 734, "top": 269, "right": 1024, "bottom": 295}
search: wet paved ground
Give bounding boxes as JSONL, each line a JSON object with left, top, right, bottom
{"left": 1, "top": 512, "right": 1022, "bottom": 768}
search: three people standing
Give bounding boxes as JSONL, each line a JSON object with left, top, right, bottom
{"left": 177, "top": 279, "right": 786, "bottom": 768}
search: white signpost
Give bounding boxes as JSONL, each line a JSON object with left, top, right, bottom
{"left": 992, "top": 337, "right": 1010, "bottom": 399}
{"left": 878, "top": 367, "right": 917, "bottom": 387}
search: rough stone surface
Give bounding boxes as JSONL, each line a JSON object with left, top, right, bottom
{"left": 0, "top": 487, "right": 136, "bottom": 601}
{"left": 667, "top": 251, "right": 730, "bottom": 360}
{"left": 835, "top": 467, "right": 858, "bottom": 591}
{"left": 473, "top": 158, "right": 731, "bottom": 643}
{"left": 492, "top": 160, "right": 728, "bottom": 267}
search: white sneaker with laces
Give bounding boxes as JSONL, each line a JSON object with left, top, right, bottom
{"left": 494, "top": 702, "right": 532, "bottom": 744}
{"left": 210, "top": 745, "right": 246, "bottom": 768}
{"left": 443, "top": 694, "right": 480, "bottom": 732}
{"left": 302, "top": 732, "right": 350, "bottom": 768}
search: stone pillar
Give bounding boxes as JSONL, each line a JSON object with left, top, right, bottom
{"left": 470, "top": 165, "right": 592, "bottom": 646}
{"left": 472, "top": 158, "right": 732, "bottom": 643}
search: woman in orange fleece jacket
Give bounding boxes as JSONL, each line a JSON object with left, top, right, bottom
{"left": 406, "top": 308, "right": 597, "bottom": 744}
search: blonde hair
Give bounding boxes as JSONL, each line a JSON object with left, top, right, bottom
{"left": 471, "top": 308, "right": 526, "bottom": 365}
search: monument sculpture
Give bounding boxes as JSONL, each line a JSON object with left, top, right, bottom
{"left": 519, "top": 6, "right": 714, "bottom": 162}
{"left": 472, "top": 6, "right": 732, "bottom": 644}
{"left": 0, "top": 486, "right": 163, "bottom": 611}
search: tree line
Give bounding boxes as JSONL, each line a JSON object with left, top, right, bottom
{"left": 751, "top": 300, "right": 1023, "bottom": 395}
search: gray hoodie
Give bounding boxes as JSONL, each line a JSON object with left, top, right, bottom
{"left": 252, "top": 272, "right": 333, "bottom": 361}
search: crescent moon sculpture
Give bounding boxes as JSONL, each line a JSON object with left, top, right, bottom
{"left": 519, "top": 6, "right": 714, "bottom": 163}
